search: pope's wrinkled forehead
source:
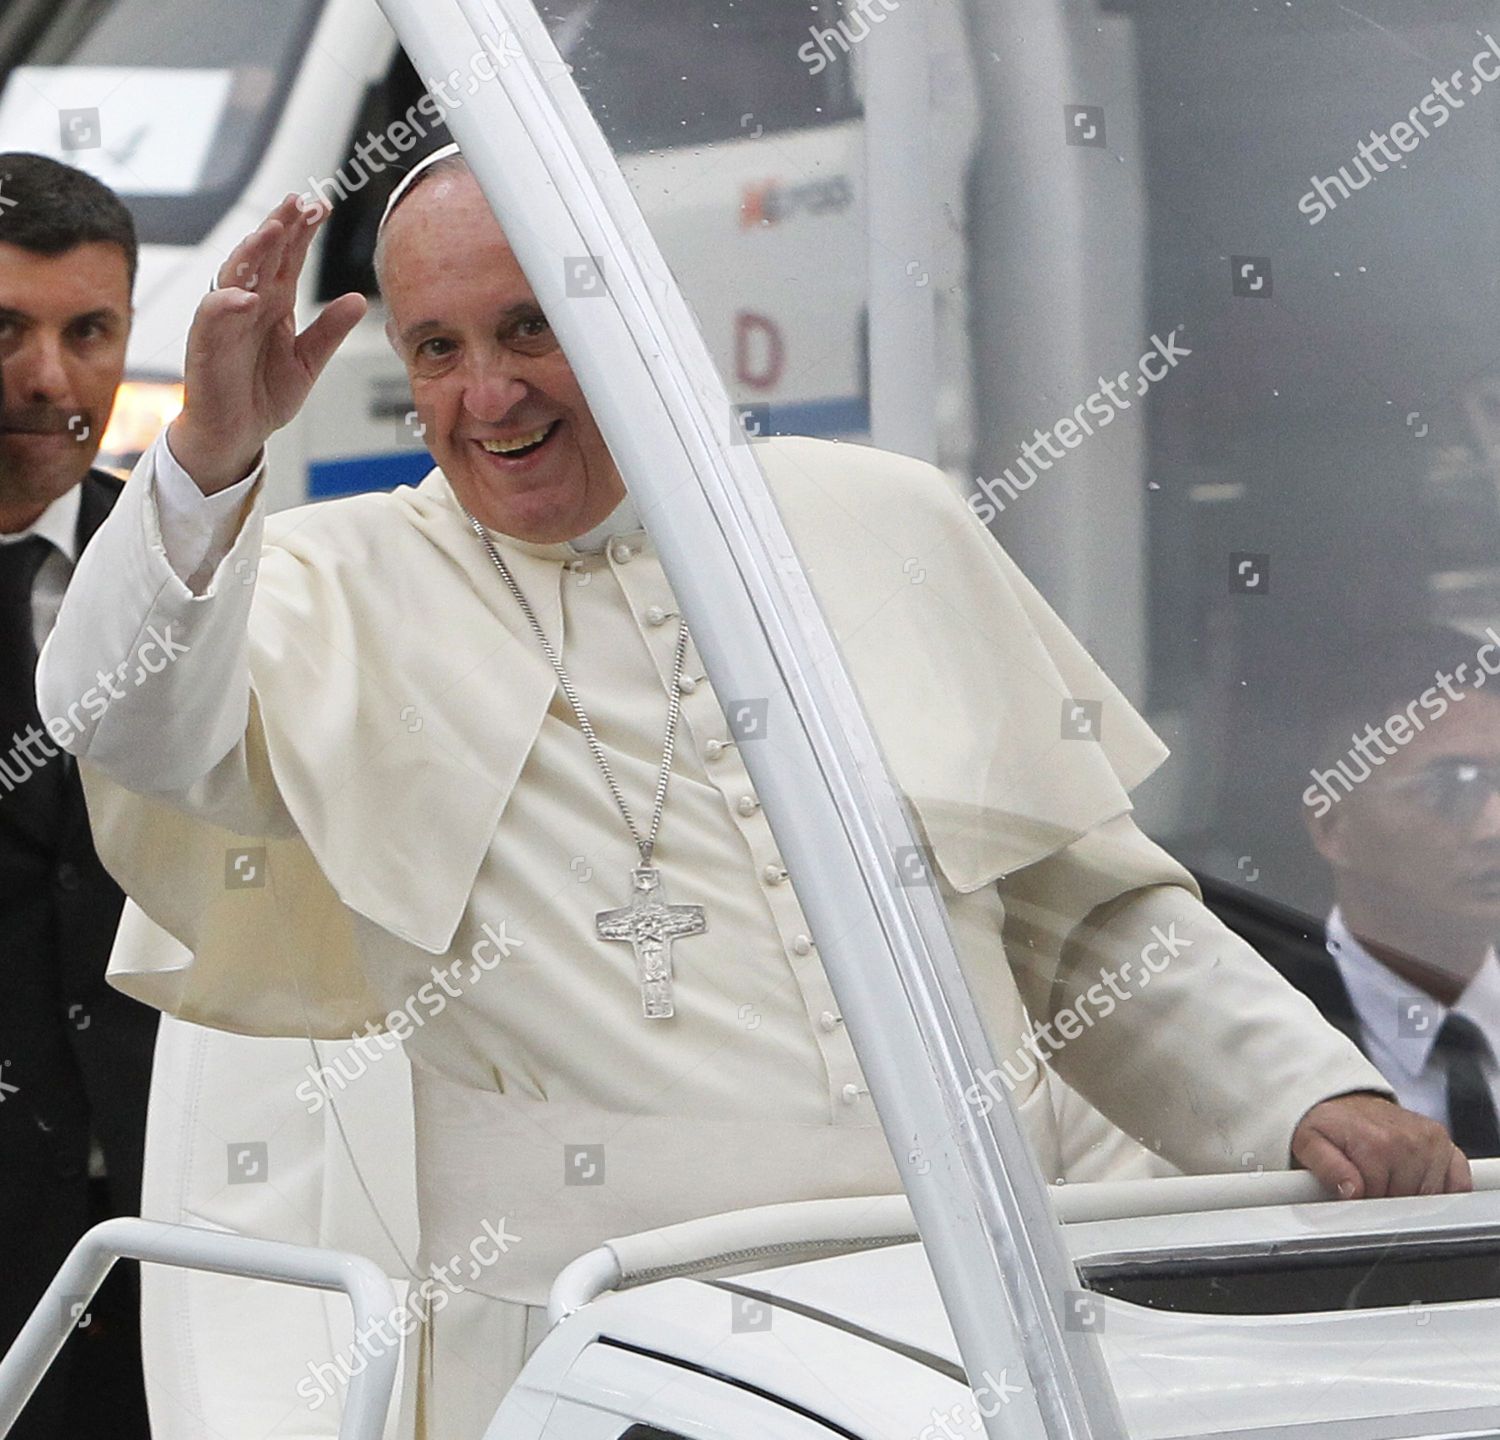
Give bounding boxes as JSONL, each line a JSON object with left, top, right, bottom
{"left": 373, "top": 152, "right": 514, "bottom": 299}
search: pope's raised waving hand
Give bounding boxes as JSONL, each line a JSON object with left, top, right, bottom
{"left": 168, "top": 195, "right": 367, "bottom": 495}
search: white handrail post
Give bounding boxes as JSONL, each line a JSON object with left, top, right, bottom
{"left": 0, "top": 1219, "right": 399, "bottom": 1440}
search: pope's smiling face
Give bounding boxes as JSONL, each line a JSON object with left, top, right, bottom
{"left": 380, "top": 168, "right": 625, "bottom": 543}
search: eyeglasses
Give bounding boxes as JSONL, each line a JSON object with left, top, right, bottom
{"left": 1370, "top": 761, "right": 1500, "bottom": 827}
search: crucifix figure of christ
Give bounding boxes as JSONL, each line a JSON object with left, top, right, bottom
{"left": 596, "top": 865, "right": 708, "bottom": 1019}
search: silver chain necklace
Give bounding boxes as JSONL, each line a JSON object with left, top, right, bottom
{"left": 464, "top": 510, "right": 706, "bottom": 1019}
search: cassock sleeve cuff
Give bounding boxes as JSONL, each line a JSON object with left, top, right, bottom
{"left": 153, "top": 429, "right": 265, "bottom": 593}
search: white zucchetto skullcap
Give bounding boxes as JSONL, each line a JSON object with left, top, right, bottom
{"left": 378, "top": 142, "right": 464, "bottom": 233}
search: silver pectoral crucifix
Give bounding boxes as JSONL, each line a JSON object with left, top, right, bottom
{"left": 596, "top": 865, "right": 707, "bottom": 1019}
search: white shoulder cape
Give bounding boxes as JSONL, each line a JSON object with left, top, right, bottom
{"left": 85, "top": 436, "right": 1166, "bottom": 1036}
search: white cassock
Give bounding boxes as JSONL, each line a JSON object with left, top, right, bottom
{"left": 39, "top": 431, "right": 1386, "bottom": 1438}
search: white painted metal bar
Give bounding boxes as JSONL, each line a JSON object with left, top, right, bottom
{"left": 550, "top": 1160, "right": 1500, "bottom": 1321}
{"left": 1055, "top": 1160, "right": 1500, "bottom": 1226}
{"left": 370, "top": 3, "right": 1125, "bottom": 1437}
{"left": 0, "top": 1218, "right": 398, "bottom": 1440}
{"left": 549, "top": 1194, "right": 921, "bottom": 1325}
{"left": 863, "top": 0, "right": 939, "bottom": 462}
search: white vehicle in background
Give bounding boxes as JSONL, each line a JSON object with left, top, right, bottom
{"left": 0, "top": 0, "right": 975, "bottom": 513}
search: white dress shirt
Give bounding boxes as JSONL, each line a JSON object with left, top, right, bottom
{"left": 0, "top": 482, "right": 79, "bottom": 650}
{"left": 1327, "top": 906, "right": 1500, "bottom": 1128}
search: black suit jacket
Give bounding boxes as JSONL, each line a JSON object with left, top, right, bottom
{"left": 1193, "top": 870, "right": 1367, "bottom": 1058}
{"left": 0, "top": 469, "right": 159, "bottom": 1317}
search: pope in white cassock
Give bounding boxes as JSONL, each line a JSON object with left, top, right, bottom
{"left": 38, "top": 150, "right": 1469, "bottom": 1437}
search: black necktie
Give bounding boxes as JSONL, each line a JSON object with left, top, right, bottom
{"left": 1435, "top": 1012, "right": 1500, "bottom": 1159}
{"left": 0, "top": 535, "right": 65, "bottom": 837}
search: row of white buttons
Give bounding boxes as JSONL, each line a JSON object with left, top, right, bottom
{"left": 702, "top": 733, "right": 761, "bottom": 815}
{"left": 672, "top": 658, "right": 768, "bottom": 867}
{"left": 655, "top": 603, "right": 854, "bottom": 1111}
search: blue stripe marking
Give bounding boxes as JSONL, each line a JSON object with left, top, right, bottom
{"left": 308, "top": 450, "right": 434, "bottom": 498}
{"left": 763, "top": 394, "right": 870, "bottom": 436}
{"left": 305, "top": 395, "right": 869, "bottom": 500}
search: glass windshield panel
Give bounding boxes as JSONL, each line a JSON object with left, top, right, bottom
{"left": 543, "top": 0, "right": 1500, "bottom": 1432}
{"left": 309, "top": 0, "right": 1500, "bottom": 1430}
{"left": 947, "top": 0, "right": 1500, "bottom": 1432}
{"left": 540, "top": 0, "right": 859, "bottom": 152}
{"left": 557, "top": 0, "right": 867, "bottom": 436}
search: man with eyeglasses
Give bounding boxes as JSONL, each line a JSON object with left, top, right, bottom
{"left": 1268, "top": 627, "right": 1500, "bottom": 1159}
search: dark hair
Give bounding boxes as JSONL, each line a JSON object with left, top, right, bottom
{"left": 1305, "top": 624, "right": 1496, "bottom": 771}
{"left": 0, "top": 153, "right": 137, "bottom": 291}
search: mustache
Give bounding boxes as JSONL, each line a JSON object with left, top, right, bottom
{"left": 1, "top": 404, "right": 92, "bottom": 436}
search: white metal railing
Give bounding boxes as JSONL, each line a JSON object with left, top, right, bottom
{"left": 0, "top": 1218, "right": 399, "bottom": 1440}
{"left": 549, "top": 1194, "right": 921, "bottom": 1325}
{"left": 548, "top": 1160, "right": 1500, "bottom": 1322}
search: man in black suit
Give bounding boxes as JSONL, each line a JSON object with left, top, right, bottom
{"left": 0, "top": 152, "right": 154, "bottom": 1439}
{"left": 1207, "top": 625, "right": 1500, "bottom": 1164}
